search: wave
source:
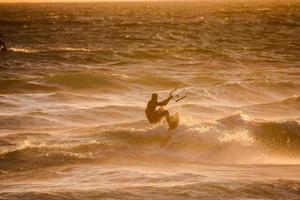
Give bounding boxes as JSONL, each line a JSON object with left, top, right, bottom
{"left": 44, "top": 72, "right": 129, "bottom": 91}
{"left": 206, "top": 80, "right": 300, "bottom": 105}
{"left": 1, "top": 114, "right": 300, "bottom": 173}
{"left": 1, "top": 179, "right": 299, "bottom": 200}
{"left": 245, "top": 95, "right": 300, "bottom": 108}
{"left": 279, "top": 95, "right": 300, "bottom": 105}
{"left": 0, "top": 79, "right": 58, "bottom": 94}
{"left": 0, "top": 115, "right": 64, "bottom": 129}
{"left": 0, "top": 103, "right": 144, "bottom": 129}
{"left": 129, "top": 74, "right": 183, "bottom": 89}
{"left": 192, "top": 76, "right": 225, "bottom": 87}
{"left": 9, "top": 48, "right": 39, "bottom": 54}
{"left": 43, "top": 71, "right": 183, "bottom": 91}
{"left": 9, "top": 47, "right": 96, "bottom": 54}
{"left": 240, "top": 95, "right": 300, "bottom": 120}
{"left": 253, "top": 81, "right": 300, "bottom": 91}
{"left": 0, "top": 139, "right": 14, "bottom": 147}
{"left": 250, "top": 120, "right": 300, "bottom": 155}
{"left": 54, "top": 47, "right": 93, "bottom": 52}
{"left": 0, "top": 146, "right": 92, "bottom": 173}
{"left": 0, "top": 101, "right": 18, "bottom": 108}
{"left": 216, "top": 80, "right": 300, "bottom": 95}
{"left": 45, "top": 92, "right": 106, "bottom": 103}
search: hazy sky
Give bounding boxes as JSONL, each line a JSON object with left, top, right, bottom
{"left": 0, "top": 0, "right": 211, "bottom": 1}
{"left": 0, "top": 0, "right": 97, "bottom": 1}
{"left": 0, "top": 0, "right": 152, "bottom": 2}
{"left": 0, "top": 0, "right": 196, "bottom": 2}
{"left": 0, "top": 0, "right": 139, "bottom": 3}
{"left": 0, "top": 0, "right": 283, "bottom": 3}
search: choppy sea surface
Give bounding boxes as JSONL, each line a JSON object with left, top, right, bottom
{"left": 0, "top": 1, "right": 300, "bottom": 199}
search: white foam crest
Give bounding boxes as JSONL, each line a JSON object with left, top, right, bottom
{"left": 19, "top": 139, "right": 46, "bottom": 149}
{"left": 55, "top": 47, "right": 93, "bottom": 52}
{"left": 9, "top": 47, "right": 39, "bottom": 53}
{"left": 9, "top": 47, "right": 93, "bottom": 53}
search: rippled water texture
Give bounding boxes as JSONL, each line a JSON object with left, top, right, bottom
{"left": 0, "top": 1, "right": 300, "bottom": 199}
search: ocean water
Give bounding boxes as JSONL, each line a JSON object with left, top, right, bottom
{"left": 0, "top": 1, "right": 300, "bottom": 199}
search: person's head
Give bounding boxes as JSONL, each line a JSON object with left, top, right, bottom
{"left": 151, "top": 93, "right": 158, "bottom": 101}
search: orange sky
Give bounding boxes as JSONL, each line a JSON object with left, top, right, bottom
{"left": 0, "top": 0, "right": 184, "bottom": 1}
{"left": 0, "top": 0, "right": 144, "bottom": 3}
{"left": 0, "top": 0, "right": 283, "bottom": 2}
{"left": 0, "top": 0, "right": 212, "bottom": 2}
{"left": 0, "top": 0, "right": 198, "bottom": 2}
{"left": 1, "top": 0, "right": 96, "bottom": 1}
{"left": 0, "top": 0, "right": 164, "bottom": 3}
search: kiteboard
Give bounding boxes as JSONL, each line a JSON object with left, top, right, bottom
{"left": 169, "top": 112, "right": 180, "bottom": 130}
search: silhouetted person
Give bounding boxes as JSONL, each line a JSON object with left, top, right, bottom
{"left": 145, "top": 93, "right": 172, "bottom": 128}
{"left": 0, "top": 35, "right": 7, "bottom": 52}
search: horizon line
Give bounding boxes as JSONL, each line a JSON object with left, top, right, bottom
{"left": 0, "top": 0, "right": 288, "bottom": 2}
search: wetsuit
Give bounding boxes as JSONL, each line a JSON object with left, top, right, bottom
{"left": 145, "top": 96, "right": 171, "bottom": 123}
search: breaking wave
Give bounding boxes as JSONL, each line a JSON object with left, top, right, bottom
{"left": 9, "top": 47, "right": 95, "bottom": 54}
{"left": 1, "top": 114, "right": 300, "bottom": 173}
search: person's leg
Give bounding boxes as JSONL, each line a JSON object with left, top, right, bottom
{"left": 162, "top": 110, "right": 171, "bottom": 127}
{"left": 150, "top": 110, "right": 164, "bottom": 124}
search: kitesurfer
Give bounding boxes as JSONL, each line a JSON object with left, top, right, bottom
{"left": 145, "top": 93, "right": 172, "bottom": 128}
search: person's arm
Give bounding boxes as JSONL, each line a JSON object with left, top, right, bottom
{"left": 157, "top": 96, "right": 172, "bottom": 106}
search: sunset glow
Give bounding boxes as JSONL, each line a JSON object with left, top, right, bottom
{"left": 0, "top": 0, "right": 299, "bottom": 199}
